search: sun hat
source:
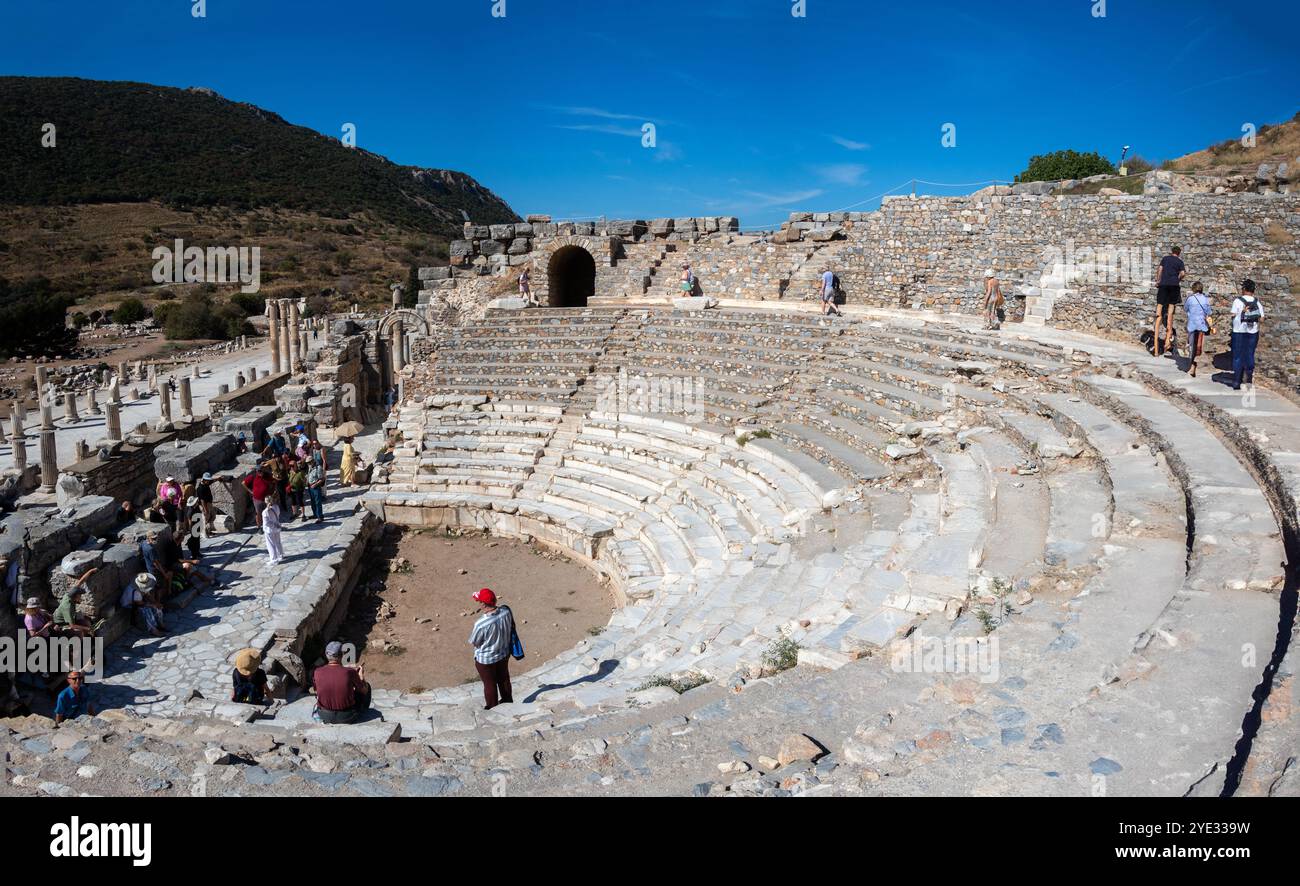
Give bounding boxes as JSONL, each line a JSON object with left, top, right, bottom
{"left": 135, "top": 573, "right": 157, "bottom": 590}
{"left": 165, "top": 476, "right": 175, "bottom": 482}
{"left": 234, "top": 648, "right": 262, "bottom": 676}
{"left": 186, "top": 496, "right": 199, "bottom": 507}
{"left": 24, "top": 596, "right": 41, "bottom": 610}
{"left": 472, "top": 588, "right": 497, "bottom": 606}
{"left": 985, "top": 269, "right": 996, "bottom": 278}
{"left": 201, "top": 472, "right": 213, "bottom": 481}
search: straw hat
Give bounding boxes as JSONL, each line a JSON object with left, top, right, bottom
{"left": 234, "top": 648, "right": 262, "bottom": 676}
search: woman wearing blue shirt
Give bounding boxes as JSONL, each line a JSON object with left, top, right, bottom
{"left": 1184, "top": 282, "right": 1211, "bottom": 378}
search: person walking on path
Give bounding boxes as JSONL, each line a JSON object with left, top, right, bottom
{"left": 680, "top": 264, "right": 696, "bottom": 297}
{"left": 820, "top": 267, "right": 843, "bottom": 317}
{"left": 518, "top": 269, "right": 532, "bottom": 303}
{"left": 983, "top": 270, "right": 1004, "bottom": 330}
{"left": 1152, "top": 245, "right": 1186, "bottom": 357}
{"left": 1230, "top": 279, "right": 1264, "bottom": 390}
{"left": 469, "top": 587, "right": 515, "bottom": 710}
{"left": 262, "top": 500, "right": 284, "bottom": 566}
{"left": 312, "top": 641, "right": 371, "bottom": 724}
{"left": 1184, "top": 282, "right": 1212, "bottom": 378}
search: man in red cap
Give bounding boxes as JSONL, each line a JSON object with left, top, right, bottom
{"left": 469, "top": 588, "right": 515, "bottom": 709}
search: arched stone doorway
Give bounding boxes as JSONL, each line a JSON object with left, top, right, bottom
{"left": 547, "top": 245, "right": 596, "bottom": 307}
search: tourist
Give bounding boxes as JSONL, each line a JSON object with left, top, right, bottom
{"left": 234, "top": 432, "right": 249, "bottom": 456}
{"left": 680, "top": 264, "right": 695, "bottom": 297}
{"left": 263, "top": 499, "right": 285, "bottom": 566}
{"left": 231, "top": 648, "right": 272, "bottom": 705}
{"left": 339, "top": 437, "right": 360, "bottom": 486}
{"left": 469, "top": 587, "right": 515, "bottom": 710}
{"left": 1184, "top": 282, "right": 1212, "bottom": 378}
{"left": 242, "top": 466, "right": 273, "bottom": 529}
{"left": 116, "top": 499, "right": 137, "bottom": 529}
{"left": 288, "top": 461, "right": 307, "bottom": 520}
{"left": 1152, "top": 245, "right": 1186, "bottom": 358}
{"left": 195, "top": 473, "right": 216, "bottom": 532}
{"left": 121, "top": 573, "right": 166, "bottom": 636}
{"left": 0, "top": 552, "right": 19, "bottom": 608}
{"left": 983, "top": 270, "right": 1004, "bottom": 330}
{"left": 383, "top": 387, "right": 397, "bottom": 412}
{"left": 268, "top": 458, "right": 290, "bottom": 514}
{"left": 312, "top": 640, "right": 370, "bottom": 724}
{"left": 263, "top": 430, "right": 288, "bottom": 460}
{"left": 518, "top": 268, "right": 532, "bottom": 303}
{"left": 157, "top": 475, "right": 182, "bottom": 508}
{"left": 53, "top": 670, "right": 95, "bottom": 725}
{"left": 143, "top": 527, "right": 211, "bottom": 596}
{"left": 306, "top": 457, "right": 326, "bottom": 522}
{"left": 23, "top": 596, "right": 53, "bottom": 639}
{"left": 820, "top": 267, "right": 843, "bottom": 317}
{"left": 1230, "top": 279, "right": 1265, "bottom": 390}
{"left": 52, "top": 574, "right": 99, "bottom": 639}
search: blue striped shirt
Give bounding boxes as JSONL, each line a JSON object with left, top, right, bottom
{"left": 1185, "top": 293, "right": 1212, "bottom": 333}
{"left": 469, "top": 607, "right": 514, "bottom": 665}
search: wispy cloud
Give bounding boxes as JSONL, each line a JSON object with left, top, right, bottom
{"left": 554, "top": 123, "right": 645, "bottom": 138}
{"left": 829, "top": 134, "right": 870, "bottom": 151}
{"left": 811, "top": 163, "right": 868, "bottom": 186}
{"left": 738, "top": 188, "right": 825, "bottom": 208}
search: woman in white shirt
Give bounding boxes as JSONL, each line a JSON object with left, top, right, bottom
{"left": 1230, "top": 279, "right": 1264, "bottom": 390}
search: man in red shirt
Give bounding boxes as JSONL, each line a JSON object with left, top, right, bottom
{"left": 242, "top": 465, "right": 273, "bottom": 530}
{"left": 312, "top": 641, "right": 371, "bottom": 724}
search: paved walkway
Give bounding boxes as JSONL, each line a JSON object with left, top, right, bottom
{"left": 96, "top": 430, "right": 384, "bottom": 714}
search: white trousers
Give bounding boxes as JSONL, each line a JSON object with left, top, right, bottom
{"left": 265, "top": 528, "right": 284, "bottom": 563}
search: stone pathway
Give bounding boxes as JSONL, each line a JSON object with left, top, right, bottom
{"left": 95, "top": 432, "right": 384, "bottom": 714}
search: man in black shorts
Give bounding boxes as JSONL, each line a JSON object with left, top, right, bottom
{"left": 1153, "top": 245, "right": 1186, "bottom": 357}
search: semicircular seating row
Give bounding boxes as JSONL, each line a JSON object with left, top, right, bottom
{"left": 361, "top": 306, "right": 1284, "bottom": 765}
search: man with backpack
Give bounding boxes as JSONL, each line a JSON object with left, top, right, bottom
{"left": 820, "top": 267, "right": 844, "bottom": 317}
{"left": 1230, "top": 279, "right": 1264, "bottom": 390}
{"left": 468, "top": 587, "right": 518, "bottom": 709}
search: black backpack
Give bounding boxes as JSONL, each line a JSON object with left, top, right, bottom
{"left": 1240, "top": 296, "right": 1262, "bottom": 325}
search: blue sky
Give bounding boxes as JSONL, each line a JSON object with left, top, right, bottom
{"left": 3, "top": 0, "right": 1296, "bottom": 228}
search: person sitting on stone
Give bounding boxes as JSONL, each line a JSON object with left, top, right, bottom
{"left": 115, "top": 499, "right": 137, "bottom": 529}
{"left": 311, "top": 641, "right": 370, "bottom": 724}
{"left": 23, "top": 596, "right": 54, "bottom": 639}
{"left": 234, "top": 432, "right": 249, "bottom": 455}
{"left": 0, "top": 552, "right": 18, "bottom": 609}
{"left": 231, "top": 648, "right": 272, "bottom": 705}
{"left": 121, "top": 573, "right": 166, "bottom": 636}
{"left": 52, "top": 570, "right": 101, "bottom": 638}
{"left": 54, "top": 669, "right": 96, "bottom": 725}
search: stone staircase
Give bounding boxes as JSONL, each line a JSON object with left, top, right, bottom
{"left": 1020, "top": 260, "right": 1073, "bottom": 327}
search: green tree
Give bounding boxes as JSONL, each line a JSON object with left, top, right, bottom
{"left": 113, "top": 297, "right": 147, "bottom": 324}
{"left": 1014, "top": 150, "right": 1116, "bottom": 183}
{"left": 0, "top": 276, "right": 77, "bottom": 358}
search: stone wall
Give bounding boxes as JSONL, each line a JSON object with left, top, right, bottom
{"left": 61, "top": 419, "right": 210, "bottom": 506}
{"left": 208, "top": 371, "right": 290, "bottom": 420}
{"left": 827, "top": 193, "right": 1299, "bottom": 388}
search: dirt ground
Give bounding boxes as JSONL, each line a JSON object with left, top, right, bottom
{"left": 341, "top": 528, "right": 617, "bottom": 693}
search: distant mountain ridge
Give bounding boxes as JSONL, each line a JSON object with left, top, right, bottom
{"left": 0, "top": 77, "right": 519, "bottom": 234}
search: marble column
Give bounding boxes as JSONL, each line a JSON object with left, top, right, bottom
{"left": 109, "top": 378, "right": 122, "bottom": 406}
{"left": 288, "top": 301, "right": 301, "bottom": 373}
{"left": 235, "top": 372, "right": 246, "bottom": 390}
{"left": 9, "top": 405, "right": 26, "bottom": 472}
{"left": 247, "top": 365, "right": 258, "bottom": 385}
{"left": 105, "top": 400, "right": 122, "bottom": 441}
{"left": 218, "top": 384, "right": 229, "bottom": 396}
{"left": 268, "top": 300, "right": 282, "bottom": 374}
{"left": 87, "top": 386, "right": 101, "bottom": 416}
{"left": 35, "top": 366, "right": 49, "bottom": 404}
{"left": 117, "top": 362, "right": 129, "bottom": 383}
{"left": 280, "top": 301, "right": 293, "bottom": 372}
{"left": 391, "top": 318, "right": 405, "bottom": 373}
{"left": 64, "top": 391, "right": 79, "bottom": 423}
{"left": 179, "top": 376, "right": 193, "bottom": 421}
{"left": 39, "top": 406, "right": 57, "bottom": 493}
{"left": 159, "top": 383, "right": 172, "bottom": 424}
